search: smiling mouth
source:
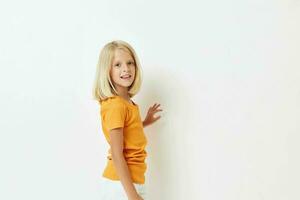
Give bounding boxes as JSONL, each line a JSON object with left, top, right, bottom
{"left": 120, "top": 75, "right": 132, "bottom": 79}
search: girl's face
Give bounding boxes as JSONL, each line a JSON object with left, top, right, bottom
{"left": 110, "top": 48, "right": 136, "bottom": 92}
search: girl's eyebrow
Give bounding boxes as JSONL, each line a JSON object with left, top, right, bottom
{"left": 114, "top": 59, "right": 135, "bottom": 64}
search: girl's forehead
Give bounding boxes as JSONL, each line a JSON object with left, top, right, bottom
{"left": 113, "top": 49, "right": 134, "bottom": 61}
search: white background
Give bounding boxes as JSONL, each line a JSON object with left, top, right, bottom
{"left": 0, "top": 0, "right": 299, "bottom": 199}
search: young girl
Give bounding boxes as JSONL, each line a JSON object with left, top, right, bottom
{"left": 93, "top": 40, "right": 163, "bottom": 200}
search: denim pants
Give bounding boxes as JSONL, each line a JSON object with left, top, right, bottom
{"left": 99, "top": 177, "right": 147, "bottom": 200}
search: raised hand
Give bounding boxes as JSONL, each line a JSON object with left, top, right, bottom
{"left": 143, "top": 103, "right": 163, "bottom": 127}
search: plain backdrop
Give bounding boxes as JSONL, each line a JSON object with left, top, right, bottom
{"left": 0, "top": 0, "right": 299, "bottom": 200}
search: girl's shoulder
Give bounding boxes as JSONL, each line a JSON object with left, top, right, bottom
{"left": 100, "top": 95, "right": 138, "bottom": 110}
{"left": 100, "top": 96, "right": 123, "bottom": 107}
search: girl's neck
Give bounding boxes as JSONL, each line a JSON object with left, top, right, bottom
{"left": 116, "top": 89, "right": 130, "bottom": 101}
{"left": 119, "top": 94, "right": 130, "bottom": 101}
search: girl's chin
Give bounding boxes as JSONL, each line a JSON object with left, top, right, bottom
{"left": 120, "top": 81, "right": 133, "bottom": 86}
{"left": 116, "top": 84, "right": 132, "bottom": 88}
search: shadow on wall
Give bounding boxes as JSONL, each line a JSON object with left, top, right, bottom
{"left": 137, "top": 65, "right": 193, "bottom": 200}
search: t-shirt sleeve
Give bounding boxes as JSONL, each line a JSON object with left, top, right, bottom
{"left": 102, "top": 102, "right": 126, "bottom": 131}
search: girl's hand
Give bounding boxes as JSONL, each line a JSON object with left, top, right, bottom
{"left": 143, "top": 103, "right": 163, "bottom": 127}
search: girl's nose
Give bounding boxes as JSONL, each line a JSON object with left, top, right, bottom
{"left": 122, "top": 64, "right": 131, "bottom": 71}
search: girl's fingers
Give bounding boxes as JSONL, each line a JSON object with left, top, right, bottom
{"left": 151, "top": 103, "right": 158, "bottom": 109}
{"left": 154, "top": 116, "right": 161, "bottom": 121}
{"left": 149, "top": 109, "right": 163, "bottom": 115}
{"left": 154, "top": 104, "right": 161, "bottom": 109}
{"left": 150, "top": 103, "right": 162, "bottom": 111}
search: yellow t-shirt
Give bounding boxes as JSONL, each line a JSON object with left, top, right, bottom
{"left": 100, "top": 95, "right": 148, "bottom": 184}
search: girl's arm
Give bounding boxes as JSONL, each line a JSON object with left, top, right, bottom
{"left": 142, "top": 120, "right": 148, "bottom": 128}
{"left": 109, "top": 127, "right": 142, "bottom": 200}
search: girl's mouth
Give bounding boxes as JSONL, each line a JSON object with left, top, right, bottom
{"left": 120, "top": 75, "right": 131, "bottom": 79}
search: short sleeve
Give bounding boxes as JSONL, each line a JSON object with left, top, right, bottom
{"left": 102, "top": 102, "right": 126, "bottom": 131}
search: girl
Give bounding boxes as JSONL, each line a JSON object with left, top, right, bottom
{"left": 93, "top": 40, "right": 163, "bottom": 200}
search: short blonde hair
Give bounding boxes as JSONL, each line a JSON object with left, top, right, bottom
{"left": 93, "top": 40, "right": 143, "bottom": 104}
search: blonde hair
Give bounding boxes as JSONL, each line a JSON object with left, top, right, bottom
{"left": 93, "top": 40, "right": 143, "bottom": 104}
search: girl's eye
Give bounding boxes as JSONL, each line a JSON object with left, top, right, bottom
{"left": 114, "top": 62, "right": 134, "bottom": 67}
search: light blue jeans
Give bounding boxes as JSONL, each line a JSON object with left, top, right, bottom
{"left": 99, "top": 177, "right": 147, "bottom": 200}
